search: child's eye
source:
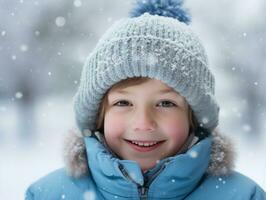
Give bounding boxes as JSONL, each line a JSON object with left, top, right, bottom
{"left": 114, "top": 100, "right": 132, "bottom": 107}
{"left": 157, "top": 100, "right": 177, "bottom": 108}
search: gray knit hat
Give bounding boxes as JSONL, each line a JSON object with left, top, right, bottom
{"left": 74, "top": 0, "right": 219, "bottom": 134}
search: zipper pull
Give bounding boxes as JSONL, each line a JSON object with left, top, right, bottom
{"left": 139, "top": 186, "right": 148, "bottom": 199}
{"left": 141, "top": 187, "right": 146, "bottom": 195}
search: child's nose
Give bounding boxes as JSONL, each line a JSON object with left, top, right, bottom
{"left": 132, "top": 108, "right": 156, "bottom": 132}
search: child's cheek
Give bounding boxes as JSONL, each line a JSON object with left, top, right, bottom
{"left": 104, "top": 112, "right": 126, "bottom": 138}
{"left": 163, "top": 119, "right": 189, "bottom": 141}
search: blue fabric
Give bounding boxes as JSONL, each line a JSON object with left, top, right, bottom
{"left": 129, "top": 0, "right": 191, "bottom": 24}
{"left": 26, "top": 136, "right": 266, "bottom": 200}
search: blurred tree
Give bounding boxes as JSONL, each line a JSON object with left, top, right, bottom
{"left": 189, "top": 0, "right": 266, "bottom": 139}
{"left": 0, "top": 0, "right": 132, "bottom": 140}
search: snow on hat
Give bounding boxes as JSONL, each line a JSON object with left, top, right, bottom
{"left": 73, "top": 0, "right": 220, "bottom": 135}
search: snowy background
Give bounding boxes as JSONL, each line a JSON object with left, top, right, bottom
{"left": 0, "top": 0, "right": 265, "bottom": 199}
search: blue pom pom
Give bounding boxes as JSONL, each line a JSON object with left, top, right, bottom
{"left": 130, "top": 0, "right": 191, "bottom": 24}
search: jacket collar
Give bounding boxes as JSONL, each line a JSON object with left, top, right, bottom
{"left": 63, "top": 129, "right": 235, "bottom": 179}
{"left": 82, "top": 135, "right": 213, "bottom": 198}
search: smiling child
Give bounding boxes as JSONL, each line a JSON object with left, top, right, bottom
{"left": 26, "top": 0, "right": 265, "bottom": 199}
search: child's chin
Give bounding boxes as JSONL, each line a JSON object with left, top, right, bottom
{"left": 139, "top": 162, "right": 157, "bottom": 172}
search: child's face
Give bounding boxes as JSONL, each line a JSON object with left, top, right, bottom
{"left": 104, "top": 79, "right": 190, "bottom": 171}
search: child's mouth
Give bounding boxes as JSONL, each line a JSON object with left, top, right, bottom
{"left": 124, "top": 139, "right": 165, "bottom": 152}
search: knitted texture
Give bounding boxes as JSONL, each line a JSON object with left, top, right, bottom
{"left": 74, "top": 13, "right": 219, "bottom": 133}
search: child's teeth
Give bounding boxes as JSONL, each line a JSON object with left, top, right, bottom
{"left": 131, "top": 141, "right": 158, "bottom": 147}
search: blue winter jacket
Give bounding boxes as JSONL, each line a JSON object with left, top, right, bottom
{"left": 25, "top": 132, "right": 266, "bottom": 200}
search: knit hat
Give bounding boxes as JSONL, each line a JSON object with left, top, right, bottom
{"left": 74, "top": 0, "right": 220, "bottom": 135}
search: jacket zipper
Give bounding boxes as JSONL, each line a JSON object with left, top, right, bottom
{"left": 118, "top": 162, "right": 168, "bottom": 200}
{"left": 138, "top": 186, "right": 148, "bottom": 200}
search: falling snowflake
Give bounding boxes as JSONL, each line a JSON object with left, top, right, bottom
{"left": 1, "top": 31, "right": 6, "bottom": 36}
{"left": 35, "top": 30, "right": 40, "bottom": 36}
{"left": 48, "top": 72, "right": 52, "bottom": 76}
{"left": 61, "top": 194, "right": 65, "bottom": 199}
{"left": 11, "top": 55, "right": 17, "bottom": 60}
{"left": 189, "top": 150, "right": 198, "bottom": 158}
{"left": 20, "top": 44, "right": 28, "bottom": 52}
{"left": 147, "top": 53, "right": 158, "bottom": 66}
{"left": 243, "top": 124, "right": 251, "bottom": 132}
{"left": 73, "top": 0, "right": 82, "bottom": 7}
{"left": 15, "top": 92, "right": 23, "bottom": 99}
{"left": 55, "top": 16, "right": 66, "bottom": 27}
{"left": 201, "top": 117, "right": 209, "bottom": 124}
{"left": 83, "top": 190, "right": 96, "bottom": 200}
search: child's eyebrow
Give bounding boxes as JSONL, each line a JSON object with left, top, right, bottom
{"left": 112, "top": 88, "right": 175, "bottom": 94}
{"left": 112, "top": 90, "right": 130, "bottom": 94}
{"left": 158, "top": 88, "right": 176, "bottom": 94}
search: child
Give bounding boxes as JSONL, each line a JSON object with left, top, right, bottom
{"left": 26, "top": 0, "right": 266, "bottom": 199}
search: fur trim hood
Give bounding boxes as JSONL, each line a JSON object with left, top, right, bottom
{"left": 63, "top": 129, "right": 235, "bottom": 178}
